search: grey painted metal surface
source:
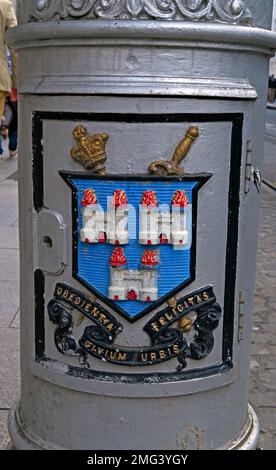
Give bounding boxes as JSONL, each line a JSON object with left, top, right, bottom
{"left": 8, "top": 0, "right": 276, "bottom": 450}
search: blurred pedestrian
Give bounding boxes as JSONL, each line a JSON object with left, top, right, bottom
{"left": 0, "top": 95, "right": 17, "bottom": 158}
{"left": 0, "top": 0, "right": 17, "bottom": 161}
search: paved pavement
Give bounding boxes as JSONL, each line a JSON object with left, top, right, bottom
{"left": 0, "top": 121, "right": 275, "bottom": 450}
{"left": 264, "top": 108, "right": 276, "bottom": 188}
{"left": 0, "top": 149, "right": 19, "bottom": 451}
{"left": 249, "top": 185, "right": 276, "bottom": 450}
{"left": 248, "top": 111, "right": 276, "bottom": 450}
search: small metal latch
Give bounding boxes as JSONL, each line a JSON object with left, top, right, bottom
{"left": 35, "top": 209, "right": 68, "bottom": 275}
{"left": 244, "top": 140, "right": 262, "bottom": 194}
{"left": 244, "top": 140, "right": 252, "bottom": 194}
{"left": 238, "top": 291, "right": 245, "bottom": 342}
{"left": 252, "top": 167, "right": 262, "bottom": 193}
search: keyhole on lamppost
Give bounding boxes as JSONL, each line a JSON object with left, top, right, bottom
{"left": 43, "top": 236, "right": 53, "bottom": 248}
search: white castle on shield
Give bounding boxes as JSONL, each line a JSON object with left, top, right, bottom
{"left": 139, "top": 190, "right": 190, "bottom": 247}
{"left": 80, "top": 189, "right": 129, "bottom": 245}
{"left": 80, "top": 189, "right": 191, "bottom": 248}
{"left": 108, "top": 248, "right": 160, "bottom": 302}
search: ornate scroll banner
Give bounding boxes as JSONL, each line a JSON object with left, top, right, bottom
{"left": 47, "top": 283, "right": 123, "bottom": 363}
{"left": 21, "top": 1, "right": 252, "bottom": 25}
{"left": 51, "top": 282, "right": 123, "bottom": 337}
{"left": 79, "top": 327, "right": 189, "bottom": 367}
{"left": 145, "top": 286, "right": 222, "bottom": 361}
{"left": 48, "top": 283, "right": 222, "bottom": 370}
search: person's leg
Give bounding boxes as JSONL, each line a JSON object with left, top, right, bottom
{"left": 8, "top": 129, "right": 18, "bottom": 158}
{"left": 8, "top": 101, "right": 18, "bottom": 158}
{"left": 0, "top": 134, "right": 3, "bottom": 156}
{"left": 8, "top": 129, "right": 18, "bottom": 152}
{"left": 0, "top": 91, "right": 7, "bottom": 160}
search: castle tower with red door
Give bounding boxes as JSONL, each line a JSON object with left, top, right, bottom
{"left": 108, "top": 248, "right": 159, "bottom": 302}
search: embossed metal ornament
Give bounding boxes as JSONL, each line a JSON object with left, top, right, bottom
{"left": 20, "top": 0, "right": 252, "bottom": 25}
{"left": 149, "top": 126, "right": 199, "bottom": 176}
{"left": 48, "top": 283, "right": 222, "bottom": 370}
{"left": 61, "top": 173, "right": 211, "bottom": 320}
{"left": 71, "top": 125, "right": 109, "bottom": 174}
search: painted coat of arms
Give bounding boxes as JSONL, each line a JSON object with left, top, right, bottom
{"left": 48, "top": 124, "right": 222, "bottom": 370}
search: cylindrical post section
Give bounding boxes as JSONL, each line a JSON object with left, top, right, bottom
{"left": 8, "top": 0, "right": 276, "bottom": 450}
